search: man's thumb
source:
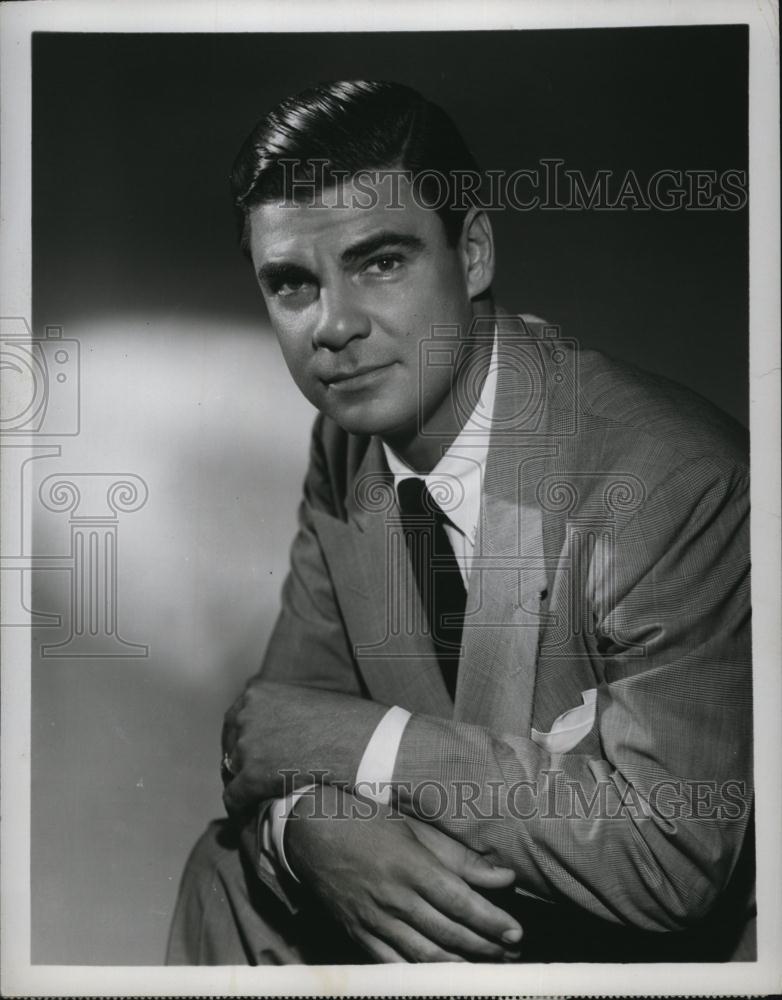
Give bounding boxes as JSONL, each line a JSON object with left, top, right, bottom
{"left": 460, "top": 848, "right": 516, "bottom": 888}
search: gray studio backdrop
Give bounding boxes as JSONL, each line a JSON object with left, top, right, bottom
{"left": 28, "top": 28, "right": 747, "bottom": 963}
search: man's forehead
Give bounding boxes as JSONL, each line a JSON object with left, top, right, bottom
{"left": 248, "top": 177, "right": 438, "bottom": 260}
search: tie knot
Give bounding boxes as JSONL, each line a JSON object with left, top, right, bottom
{"left": 397, "top": 477, "right": 446, "bottom": 521}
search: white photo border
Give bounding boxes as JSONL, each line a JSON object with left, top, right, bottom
{"left": 1, "top": 0, "right": 779, "bottom": 995}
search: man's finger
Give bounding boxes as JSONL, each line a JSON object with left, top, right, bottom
{"left": 380, "top": 917, "right": 466, "bottom": 963}
{"left": 420, "top": 865, "right": 523, "bottom": 946}
{"left": 353, "top": 929, "right": 407, "bottom": 963}
{"left": 221, "top": 770, "right": 265, "bottom": 817}
{"left": 458, "top": 848, "right": 517, "bottom": 890}
{"left": 407, "top": 819, "right": 516, "bottom": 890}
{"left": 407, "top": 895, "right": 521, "bottom": 961}
{"left": 220, "top": 693, "right": 244, "bottom": 754}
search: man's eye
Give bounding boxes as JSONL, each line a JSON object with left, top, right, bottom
{"left": 364, "top": 254, "right": 403, "bottom": 275}
{"left": 275, "top": 280, "right": 310, "bottom": 297}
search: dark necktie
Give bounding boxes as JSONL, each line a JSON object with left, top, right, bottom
{"left": 396, "top": 477, "right": 467, "bottom": 701}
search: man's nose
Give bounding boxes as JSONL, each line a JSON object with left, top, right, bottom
{"left": 311, "top": 288, "right": 371, "bottom": 351}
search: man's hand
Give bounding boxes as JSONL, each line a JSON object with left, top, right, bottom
{"left": 221, "top": 679, "right": 387, "bottom": 814}
{"left": 285, "top": 783, "right": 524, "bottom": 963}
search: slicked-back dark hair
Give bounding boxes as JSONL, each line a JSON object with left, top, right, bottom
{"left": 231, "top": 80, "right": 483, "bottom": 255}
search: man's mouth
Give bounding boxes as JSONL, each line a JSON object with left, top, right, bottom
{"left": 323, "top": 363, "right": 395, "bottom": 389}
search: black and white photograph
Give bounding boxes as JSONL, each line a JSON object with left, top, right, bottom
{"left": 1, "top": 0, "right": 779, "bottom": 995}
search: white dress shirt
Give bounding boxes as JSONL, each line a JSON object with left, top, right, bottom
{"left": 268, "top": 335, "right": 499, "bottom": 880}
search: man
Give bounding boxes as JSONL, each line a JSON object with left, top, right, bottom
{"left": 167, "top": 81, "right": 754, "bottom": 965}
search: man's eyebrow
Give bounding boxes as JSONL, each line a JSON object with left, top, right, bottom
{"left": 256, "top": 260, "right": 312, "bottom": 286}
{"left": 255, "top": 232, "right": 425, "bottom": 284}
{"left": 340, "top": 231, "right": 425, "bottom": 264}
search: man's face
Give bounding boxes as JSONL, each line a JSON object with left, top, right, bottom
{"left": 248, "top": 175, "right": 477, "bottom": 442}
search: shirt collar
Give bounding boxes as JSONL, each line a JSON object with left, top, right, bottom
{"left": 382, "top": 332, "right": 498, "bottom": 545}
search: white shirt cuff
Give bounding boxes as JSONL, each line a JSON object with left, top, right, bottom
{"left": 354, "top": 705, "right": 412, "bottom": 805}
{"left": 264, "top": 706, "right": 411, "bottom": 880}
{"left": 267, "top": 785, "right": 317, "bottom": 883}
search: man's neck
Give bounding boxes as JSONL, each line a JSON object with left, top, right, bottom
{"left": 383, "top": 303, "right": 496, "bottom": 474}
{"left": 382, "top": 425, "right": 458, "bottom": 477}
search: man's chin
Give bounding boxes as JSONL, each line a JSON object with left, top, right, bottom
{"left": 327, "top": 404, "right": 416, "bottom": 441}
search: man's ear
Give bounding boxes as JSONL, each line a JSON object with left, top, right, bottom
{"left": 459, "top": 208, "right": 495, "bottom": 299}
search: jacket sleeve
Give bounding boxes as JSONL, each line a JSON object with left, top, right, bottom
{"left": 234, "top": 415, "right": 367, "bottom": 911}
{"left": 385, "top": 456, "right": 753, "bottom": 932}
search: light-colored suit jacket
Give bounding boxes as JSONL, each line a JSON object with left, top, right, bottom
{"left": 246, "top": 314, "right": 753, "bottom": 960}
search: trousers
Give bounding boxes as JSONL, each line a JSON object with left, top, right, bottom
{"left": 166, "top": 819, "right": 363, "bottom": 965}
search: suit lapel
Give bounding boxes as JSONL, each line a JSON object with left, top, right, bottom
{"left": 312, "top": 435, "right": 453, "bottom": 717}
{"left": 454, "top": 314, "right": 557, "bottom": 734}
{"left": 453, "top": 496, "right": 546, "bottom": 735}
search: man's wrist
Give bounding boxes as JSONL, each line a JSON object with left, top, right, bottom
{"left": 317, "top": 697, "right": 389, "bottom": 786}
{"left": 268, "top": 786, "right": 318, "bottom": 883}
{"left": 284, "top": 783, "right": 344, "bottom": 882}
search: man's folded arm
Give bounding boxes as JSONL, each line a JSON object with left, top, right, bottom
{"left": 357, "top": 459, "right": 753, "bottom": 933}
{"left": 223, "top": 414, "right": 423, "bottom": 909}
{"left": 229, "top": 415, "right": 373, "bottom": 908}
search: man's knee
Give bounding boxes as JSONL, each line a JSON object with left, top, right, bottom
{"left": 178, "top": 819, "right": 241, "bottom": 894}
{"left": 167, "top": 820, "right": 237, "bottom": 964}
{"left": 166, "top": 819, "right": 299, "bottom": 965}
